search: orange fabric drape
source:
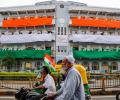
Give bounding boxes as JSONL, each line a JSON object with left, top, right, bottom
{"left": 2, "top": 17, "right": 53, "bottom": 28}
{"left": 71, "top": 17, "right": 120, "bottom": 28}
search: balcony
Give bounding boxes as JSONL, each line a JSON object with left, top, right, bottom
{"left": 0, "top": 33, "right": 55, "bottom": 44}
{"left": 0, "top": 29, "right": 54, "bottom": 35}
{"left": 69, "top": 34, "right": 120, "bottom": 44}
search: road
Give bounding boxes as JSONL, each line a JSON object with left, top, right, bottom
{"left": 92, "top": 95, "right": 116, "bottom": 100}
{"left": 0, "top": 96, "right": 15, "bottom": 100}
{"left": 0, "top": 95, "right": 116, "bottom": 100}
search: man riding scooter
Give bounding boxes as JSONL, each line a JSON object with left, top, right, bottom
{"left": 15, "top": 66, "right": 56, "bottom": 100}
{"left": 32, "top": 66, "right": 56, "bottom": 94}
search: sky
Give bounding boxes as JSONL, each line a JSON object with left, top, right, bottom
{"left": 0, "top": 0, "right": 120, "bottom": 9}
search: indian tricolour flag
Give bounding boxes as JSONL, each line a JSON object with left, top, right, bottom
{"left": 44, "top": 54, "right": 56, "bottom": 72}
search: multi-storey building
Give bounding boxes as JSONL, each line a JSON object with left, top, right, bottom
{"left": 0, "top": 0, "right": 120, "bottom": 73}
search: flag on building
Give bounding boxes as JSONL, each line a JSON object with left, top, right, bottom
{"left": 44, "top": 54, "right": 56, "bottom": 72}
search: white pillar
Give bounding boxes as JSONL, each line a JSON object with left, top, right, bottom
{"left": 117, "top": 62, "right": 120, "bottom": 71}
{"left": 89, "top": 62, "right": 92, "bottom": 73}
{"left": 21, "top": 61, "right": 25, "bottom": 71}
{"left": 99, "top": 61, "right": 102, "bottom": 73}
{"left": 32, "top": 61, "right": 36, "bottom": 69}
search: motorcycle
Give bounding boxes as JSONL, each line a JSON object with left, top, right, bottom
{"left": 116, "top": 92, "right": 120, "bottom": 100}
{"left": 15, "top": 87, "right": 47, "bottom": 100}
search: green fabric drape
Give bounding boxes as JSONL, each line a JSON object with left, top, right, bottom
{"left": 0, "top": 50, "right": 51, "bottom": 59}
{"left": 73, "top": 50, "right": 120, "bottom": 59}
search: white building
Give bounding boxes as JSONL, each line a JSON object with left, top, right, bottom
{"left": 0, "top": 0, "right": 120, "bottom": 73}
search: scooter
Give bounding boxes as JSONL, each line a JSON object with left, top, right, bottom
{"left": 15, "top": 87, "right": 47, "bottom": 100}
{"left": 116, "top": 92, "right": 120, "bottom": 100}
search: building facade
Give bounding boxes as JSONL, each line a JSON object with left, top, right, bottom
{"left": 0, "top": 0, "right": 120, "bottom": 73}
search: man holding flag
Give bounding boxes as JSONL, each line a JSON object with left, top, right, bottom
{"left": 31, "top": 54, "right": 57, "bottom": 96}
{"left": 32, "top": 66, "right": 56, "bottom": 95}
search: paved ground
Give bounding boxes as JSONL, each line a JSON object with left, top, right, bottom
{"left": 92, "top": 95, "right": 116, "bottom": 100}
{"left": 0, "top": 96, "right": 15, "bottom": 100}
{"left": 0, "top": 95, "right": 116, "bottom": 100}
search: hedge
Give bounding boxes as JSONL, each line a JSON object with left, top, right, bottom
{"left": 0, "top": 72, "right": 36, "bottom": 80}
{"left": 0, "top": 72, "right": 63, "bottom": 81}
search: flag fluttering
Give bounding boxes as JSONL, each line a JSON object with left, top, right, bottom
{"left": 44, "top": 54, "right": 56, "bottom": 72}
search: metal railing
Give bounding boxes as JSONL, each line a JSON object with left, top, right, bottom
{"left": 0, "top": 80, "right": 33, "bottom": 89}
{"left": 0, "top": 75, "right": 35, "bottom": 89}
{"left": 89, "top": 74, "right": 120, "bottom": 91}
{"left": 0, "top": 74, "right": 119, "bottom": 91}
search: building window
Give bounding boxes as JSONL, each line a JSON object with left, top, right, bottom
{"left": 92, "top": 62, "right": 99, "bottom": 70}
{"left": 28, "top": 31, "right": 32, "bottom": 34}
{"left": 25, "top": 47, "right": 35, "bottom": 50}
{"left": 64, "top": 27, "right": 66, "bottom": 35}
{"left": 111, "top": 62, "right": 118, "bottom": 70}
{"left": 82, "top": 61, "right": 89, "bottom": 71}
{"left": 60, "top": 4, "right": 64, "bottom": 8}
{"left": 38, "top": 30, "right": 42, "bottom": 34}
{"left": 64, "top": 49, "right": 67, "bottom": 52}
{"left": 61, "top": 50, "right": 63, "bottom": 52}
{"left": 101, "top": 32, "right": 104, "bottom": 35}
{"left": 19, "top": 31, "right": 22, "bottom": 34}
{"left": 16, "top": 61, "right": 22, "bottom": 71}
{"left": 25, "top": 62, "right": 32, "bottom": 69}
{"left": 61, "top": 27, "right": 63, "bottom": 35}
{"left": 102, "top": 62, "right": 109, "bottom": 73}
{"left": 12, "top": 32, "right": 14, "bottom": 35}
{"left": 45, "top": 46, "right": 51, "bottom": 50}
{"left": 58, "top": 27, "right": 60, "bottom": 35}
{"left": 35, "top": 61, "right": 42, "bottom": 68}
{"left": 109, "top": 32, "right": 113, "bottom": 35}
{"left": 73, "top": 46, "right": 79, "bottom": 50}
{"left": 58, "top": 46, "right": 60, "bottom": 52}
{"left": 58, "top": 27, "right": 67, "bottom": 35}
{"left": 12, "top": 48, "right": 14, "bottom": 50}
{"left": 58, "top": 46, "right": 67, "bottom": 52}
{"left": 47, "top": 30, "right": 52, "bottom": 34}
{"left": 2, "top": 32, "right": 5, "bottom": 35}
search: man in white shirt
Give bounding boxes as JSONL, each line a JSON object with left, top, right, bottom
{"left": 33, "top": 66, "right": 56, "bottom": 94}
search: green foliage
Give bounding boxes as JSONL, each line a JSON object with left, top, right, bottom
{"left": 0, "top": 72, "right": 36, "bottom": 80}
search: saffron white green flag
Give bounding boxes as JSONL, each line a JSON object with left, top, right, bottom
{"left": 44, "top": 54, "right": 56, "bottom": 72}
